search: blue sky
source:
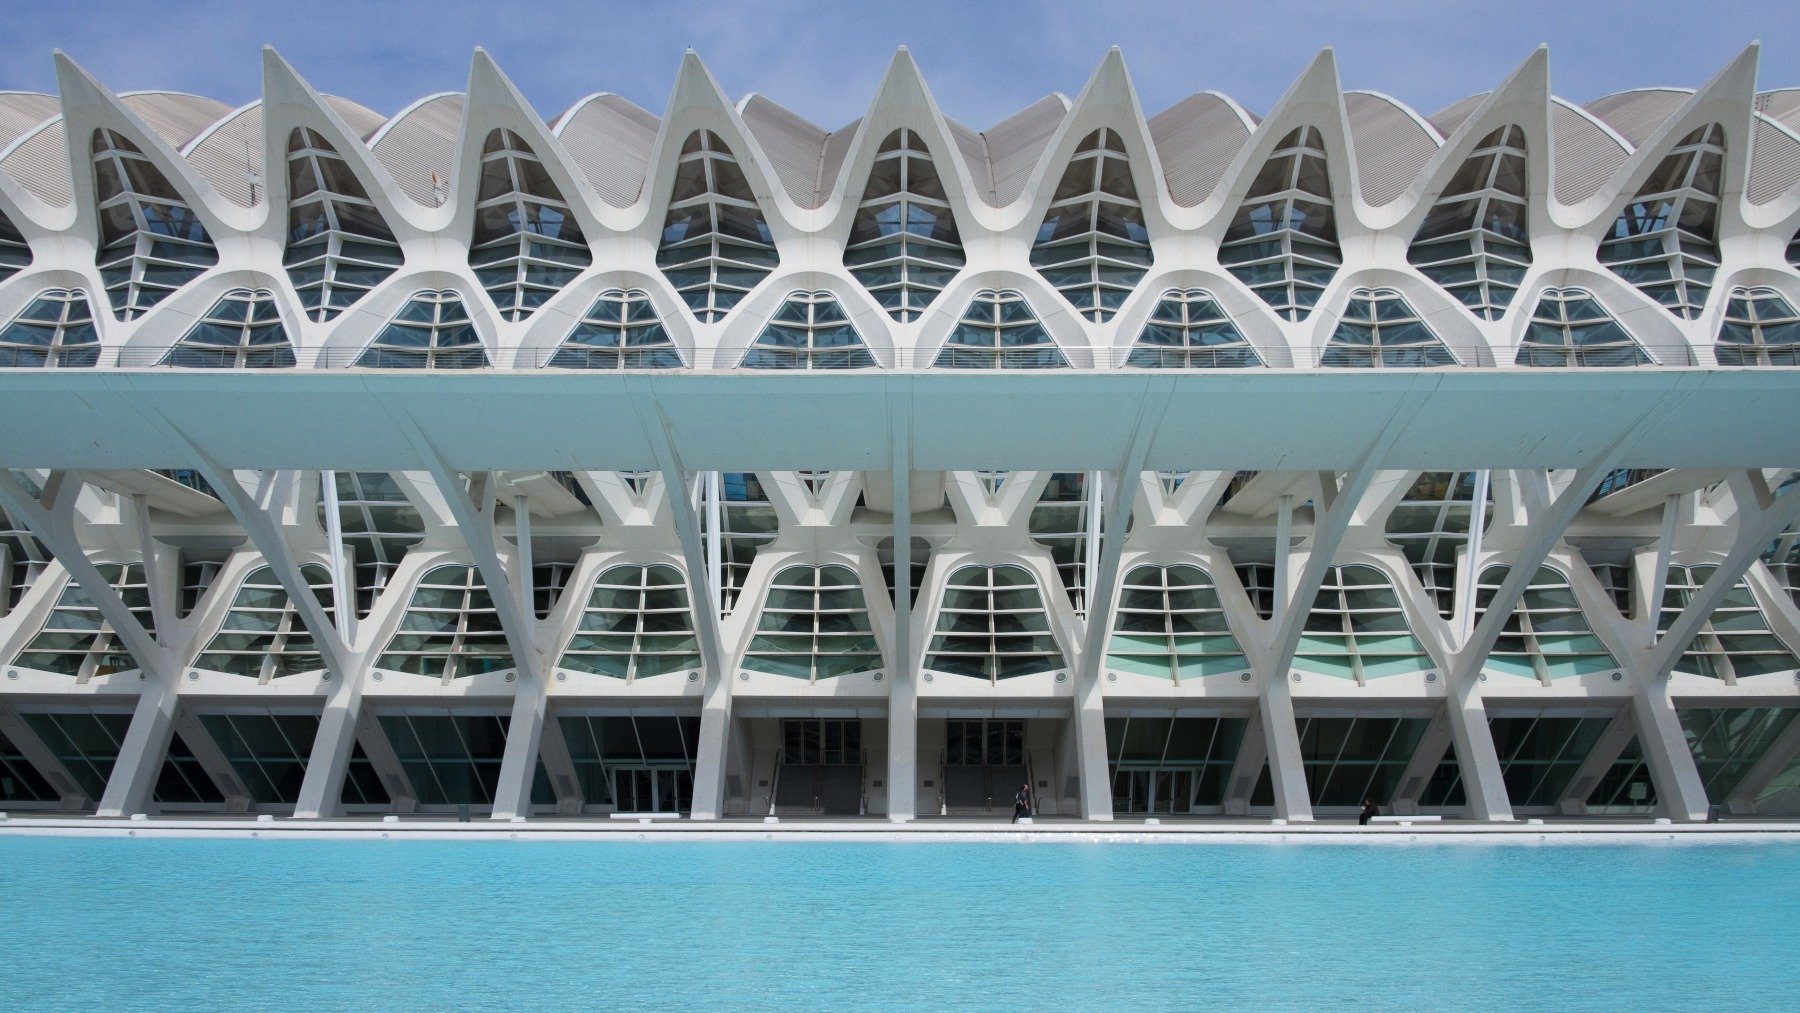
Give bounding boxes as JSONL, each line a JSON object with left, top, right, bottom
{"left": 2, "top": 0, "right": 1796, "bottom": 128}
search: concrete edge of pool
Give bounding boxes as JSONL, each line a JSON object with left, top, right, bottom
{"left": 3, "top": 814, "right": 1800, "bottom": 843}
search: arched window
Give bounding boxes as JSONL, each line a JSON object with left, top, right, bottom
{"left": 193, "top": 564, "right": 335, "bottom": 679}
{"left": 355, "top": 290, "right": 487, "bottom": 368}
{"left": 1762, "top": 519, "right": 1800, "bottom": 610}
{"left": 657, "top": 130, "right": 778, "bottom": 322}
{"left": 374, "top": 564, "right": 512, "bottom": 679}
{"left": 1294, "top": 564, "right": 1433, "bottom": 683}
{"left": 1220, "top": 126, "right": 1341, "bottom": 321}
{"left": 471, "top": 129, "right": 590, "bottom": 321}
{"left": 741, "top": 290, "right": 875, "bottom": 369}
{"left": 934, "top": 290, "right": 1067, "bottom": 368}
{"left": 1126, "top": 289, "right": 1262, "bottom": 368}
{"left": 925, "top": 564, "right": 1064, "bottom": 681}
{"left": 1322, "top": 288, "right": 1457, "bottom": 367}
{"left": 11, "top": 563, "right": 153, "bottom": 677}
{"left": 558, "top": 563, "right": 699, "bottom": 680}
{"left": 1600, "top": 124, "right": 1723, "bottom": 319}
{"left": 1031, "top": 128, "right": 1150, "bottom": 322}
{"left": 1107, "top": 564, "right": 1248, "bottom": 681}
{"left": 846, "top": 128, "right": 964, "bottom": 322}
{"left": 1517, "top": 288, "right": 1652, "bottom": 367}
{"left": 91, "top": 129, "right": 217, "bottom": 320}
{"left": 0, "top": 289, "right": 99, "bottom": 367}
{"left": 549, "top": 289, "right": 683, "bottom": 368}
{"left": 1384, "top": 472, "right": 1492, "bottom": 617}
{"left": 161, "top": 288, "right": 294, "bottom": 368}
{"left": 0, "top": 208, "right": 31, "bottom": 280}
{"left": 1659, "top": 564, "right": 1800, "bottom": 682}
{"left": 0, "top": 506, "right": 49, "bottom": 617}
{"left": 284, "top": 128, "right": 402, "bottom": 322}
{"left": 744, "top": 564, "right": 881, "bottom": 680}
{"left": 316, "top": 472, "right": 423, "bottom": 617}
{"left": 1407, "top": 125, "right": 1531, "bottom": 320}
{"left": 1473, "top": 565, "right": 1617, "bottom": 681}
{"left": 1717, "top": 287, "right": 1800, "bottom": 366}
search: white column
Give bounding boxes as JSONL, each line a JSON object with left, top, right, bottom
{"left": 292, "top": 668, "right": 366, "bottom": 818}
{"left": 1556, "top": 710, "right": 1637, "bottom": 815}
{"left": 1389, "top": 710, "right": 1453, "bottom": 815}
{"left": 491, "top": 495, "right": 545, "bottom": 821}
{"left": 96, "top": 677, "right": 180, "bottom": 817}
{"left": 1631, "top": 681, "right": 1710, "bottom": 821}
{"left": 885, "top": 413, "right": 917, "bottom": 822}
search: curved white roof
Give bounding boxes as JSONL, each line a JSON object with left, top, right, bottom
{"left": 553, "top": 93, "right": 657, "bottom": 209}
{"left": 1584, "top": 88, "right": 1693, "bottom": 148}
{"left": 369, "top": 92, "right": 464, "bottom": 207}
{"left": 1147, "top": 92, "right": 1254, "bottom": 207}
{"left": 1344, "top": 91, "right": 1441, "bottom": 207}
{"left": 1550, "top": 98, "right": 1631, "bottom": 204}
{"left": 118, "top": 91, "right": 235, "bottom": 150}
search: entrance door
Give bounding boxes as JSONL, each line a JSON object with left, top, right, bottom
{"left": 1112, "top": 769, "right": 1194, "bottom": 814}
{"left": 613, "top": 767, "right": 692, "bottom": 813}
{"left": 943, "top": 719, "right": 1028, "bottom": 811}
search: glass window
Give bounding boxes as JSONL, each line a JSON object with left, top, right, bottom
{"left": 1291, "top": 716, "right": 1431, "bottom": 808}
{"left": 1599, "top": 124, "right": 1724, "bottom": 319}
{"left": 0, "top": 506, "right": 50, "bottom": 617}
{"left": 1322, "top": 288, "right": 1457, "bottom": 367}
{"left": 356, "top": 290, "right": 488, "bottom": 368}
{"left": 11, "top": 563, "right": 154, "bottom": 677}
{"left": 470, "top": 129, "right": 591, "bottom": 321}
{"left": 1679, "top": 707, "right": 1800, "bottom": 803}
{"left": 377, "top": 711, "right": 517, "bottom": 808}
{"left": 1220, "top": 126, "right": 1341, "bottom": 321}
{"left": 1028, "top": 473, "right": 1089, "bottom": 615}
{"left": 656, "top": 130, "right": 778, "bottom": 322}
{"left": 91, "top": 129, "right": 217, "bottom": 320}
{"left": 0, "top": 727, "right": 58, "bottom": 803}
{"left": 1716, "top": 287, "right": 1800, "bottom": 366}
{"left": 1659, "top": 564, "right": 1800, "bottom": 681}
{"left": 1293, "top": 564, "right": 1434, "bottom": 682}
{"left": 374, "top": 565, "right": 513, "bottom": 679}
{"left": 196, "top": 711, "right": 321, "bottom": 806}
{"left": 744, "top": 564, "right": 880, "bottom": 681}
{"left": 934, "top": 290, "right": 1068, "bottom": 369}
{"left": 1424, "top": 712, "right": 1617, "bottom": 810}
{"left": 284, "top": 128, "right": 402, "bottom": 322}
{"left": 557, "top": 563, "right": 700, "bottom": 680}
{"left": 0, "top": 208, "right": 30, "bottom": 282}
{"left": 1105, "top": 717, "right": 1246, "bottom": 812}
{"left": 1384, "top": 472, "right": 1492, "bottom": 617}
{"left": 741, "top": 290, "right": 876, "bottom": 369}
{"left": 1030, "top": 128, "right": 1150, "bottom": 322}
{"left": 846, "top": 128, "right": 965, "bottom": 322}
{"left": 705, "top": 473, "right": 776, "bottom": 615}
{"left": 1407, "top": 125, "right": 1531, "bottom": 320}
{"left": 1474, "top": 566, "right": 1618, "bottom": 681}
{"left": 193, "top": 564, "right": 335, "bottom": 679}
{"left": 160, "top": 288, "right": 295, "bottom": 368}
{"left": 315, "top": 472, "right": 424, "bottom": 617}
{"left": 558, "top": 714, "right": 701, "bottom": 808}
{"left": 1107, "top": 564, "right": 1248, "bottom": 680}
{"left": 1518, "top": 288, "right": 1653, "bottom": 367}
{"left": 1762, "top": 519, "right": 1800, "bottom": 611}
{"left": 925, "top": 564, "right": 1065, "bottom": 681}
{"left": 548, "top": 289, "right": 683, "bottom": 368}
{"left": 1126, "top": 289, "right": 1262, "bottom": 368}
{"left": 0, "top": 289, "right": 99, "bottom": 367}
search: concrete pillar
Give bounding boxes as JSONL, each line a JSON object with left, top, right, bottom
{"left": 886, "top": 435, "right": 917, "bottom": 822}
{"left": 353, "top": 707, "right": 417, "bottom": 812}
{"left": 536, "top": 713, "right": 586, "bottom": 815}
{"left": 1631, "top": 683, "right": 1710, "bottom": 821}
{"left": 1442, "top": 680, "right": 1514, "bottom": 821}
{"left": 1389, "top": 709, "right": 1452, "bottom": 815}
{"left": 490, "top": 673, "right": 548, "bottom": 821}
{"left": 1222, "top": 713, "right": 1267, "bottom": 816}
{"left": 1556, "top": 710, "right": 1637, "bottom": 815}
{"left": 96, "top": 672, "right": 180, "bottom": 817}
{"left": 172, "top": 707, "right": 251, "bottom": 811}
{"left": 292, "top": 674, "right": 364, "bottom": 819}
{"left": 1259, "top": 681, "right": 1313, "bottom": 821}
{"left": 1072, "top": 679, "right": 1112, "bottom": 820}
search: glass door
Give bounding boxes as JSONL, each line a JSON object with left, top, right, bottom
{"left": 613, "top": 767, "right": 692, "bottom": 813}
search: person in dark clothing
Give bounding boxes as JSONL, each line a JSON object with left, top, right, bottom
{"left": 1359, "top": 798, "right": 1379, "bottom": 826}
{"left": 1012, "top": 783, "right": 1033, "bottom": 823}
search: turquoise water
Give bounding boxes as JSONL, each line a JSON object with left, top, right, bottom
{"left": 1, "top": 838, "right": 1797, "bottom": 1010}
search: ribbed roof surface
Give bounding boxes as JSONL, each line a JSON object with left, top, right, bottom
{"left": 0, "top": 93, "right": 60, "bottom": 151}
{"left": 0, "top": 116, "right": 70, "bottom": 205}
{"left": 739, "top": 94, "right": 837, "bottom": 209}
{"left": 1429, "top": 93, "right": 1488, "bottom": 139}
{"left": 184, "top": 102, "right": 262, "bottom": 207}
{"left": 1748, "top": 115, "right": 1800, "bottom": 205}
{"left": 553, "top": 93, "right": 657, "bottom": 208}
{"left": 1759, "top": 89, "right": 1800, "bottom": 135}
{"left": 119, "top": 92, "right": 234, "bottom": 150}
{"left": 1345, "top": 91, "right": 1440, "bottom": 207}
{"left": 370, "top": 92, "right": 463, "bottom": 207}
{"left": 1147, "top": 92, "right": 1252, "bottom": 207}
{"left": 1585, "top": 89, "right": 1691, "bottom": 148}
{"left": 1550, "top": 99, "right": 1629, "bottom": 204}
{"left": 965, "top": 95, "right": 1067, "bottom": 207}
{"left": 322, "top": 96, "right": 387, "bottom": 140}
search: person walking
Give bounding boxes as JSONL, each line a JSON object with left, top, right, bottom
{"left": 1359, "top": 798, "right": 1379, "bottom": 826}
{"left": 1012, "top": 782, "right": 1033, "bottom": 823}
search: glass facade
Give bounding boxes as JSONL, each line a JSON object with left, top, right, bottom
{"left": 1028, "top": 472, "right": 1089, "bottom": 615}
{"left": 709, "top": 472, "right": 776, "bottom": 615}
{"left": 12, "top": 563, "right": 153, "bottom": 677}
{"left": 1106, "top": 564, "right": 1248, "bottom": 680}
{"left": 1384, "top": 471, "right": 1490, "bottom": 617}
{"left": 743, "top": 564, "right": 881, "bottom": 680}
{"left": 1256, "top": 716, "right": 1431, "bottom": 808}
{"left": 0, "top": 506, "right": 49, "bottom": 617}
{"left": 1220, "top": 126, "right": 1341, "bottom": 321}
{"left": 374, "top": 565, "right": 513, "bottom": 679}
{"left": 161, "top": 288, "right": 295, "bottom": 368}
{"left": 377, "top": 711, "right": 548, "bottom": 810}
{"left": 471, "top": 129, "right": 591, "bottom": 321}
{"left": 925, "top": 564, "right": 1064, "bottom": 681}
{"left": 846, "top": 129, "right": 964, "bottom": 322}
{"left": 557, "top": 563, "right": 700, "bottom": 680}
{"left": 316, "top": 472, "right": 424, "bottom": 617}
{"left": 1518, "top": 288, "right": 1652, "bottom": 367}
{"left": 1106, "top": 716, "right": 1246, "bottom": 812}
{"left": 1293, "top": 564, "right": 1435, "bottom": 682}
{"left": 741, "top": 290, "right": 876, "bottom": 369}
{"left": 1679, "top": 706, "right": 1800, "bottom": 804}
{"left": 1031, "top": 128, "right": 1151, "bottom": 322}
{"left": 549, "top": 289, "right": 683, "bottom": 368}
{"left": 1716, "top": 287, "right": 1800, "bottom": 366}
{"left": 356, "top": 290, "right": 487, "bottom": 368}
{"left": 1407, "top": 126, "right": 1531, "bottom": 319}
{"left": 0, "top": 289, "right": 99, "bottom": 367}
{"left": 0, "top": 208, "right": 30, "bottom": 281}
{"left": 1659, "top": 564, "right": 1800, "bottom": 681}
{"left": 935, "top": 289, "right": 1068, "bottom": 368}
{"left": 0, "top": 727, "right": 57, "bottom": 803}
{"left": 284, "top": 127, "right": 402, "bottom": 322}
{"left": 657, "top": 130, "right": 778, "bottom": 322}
{"left": 192, "top": 564, "right": 335, "bottom": 679}
{"left": 91, "top": 129, "right": 218, "bottom": 320}
{"left": 1600, "top": 124, "right": 1724, "bottom": 319}
{"left": 1126, "top": 289, "right": 1262, "bottom": 368}
{"left": 558, "top": 714, "right": 700, "bottom": 811}
{"left": 1474, "top": 565, "right": 1617, "bottom": 681}
{"left": 1323, "top": 288, "right": 1457, "bottom": 367}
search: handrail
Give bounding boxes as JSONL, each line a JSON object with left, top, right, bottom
{"left": 1025, "top": 750, "right": 1036, "bottom": 819}
{"left": 859, "top": 749, "right": 867, "bottom": 817}
{"left": 938, "top": 749, "right": 947, "bottom": 817}
{"left": 767, "top": 755, "right": 781, "bottom": 817}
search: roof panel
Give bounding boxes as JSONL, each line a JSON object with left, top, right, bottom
{"left": 1747, "top": 114, "right": 1800, "bottom": 205}
{"left": 0, "top": 93, "right": 61, "bottom": 151}
{"left": 1584, "top": 88, "right": 1692, "bottom": 148}
{"left": 553, "top": 93, "right": 657, "bottom": 209}
{"left": 184, "top": 101, "right": 263, "bottom": 207}
{"left": 0, "top": 117, "right": 71, "bottom": 206}
{"left": 119, "top": 91, "right": 235, "bottom": 150}
{"left": 1551, "top": 99, "right": 1630, "bottom": 204}
{"left": 1147, "top": 92, "right": 1252, "bottom": 207}
{"left": 1430, "top": 93, "right": 1489, "bottom": 138}
{"left": 981, "top": 95, "right": 1067, "bottom": 207}
{"left": 370, "top": 92, "right": 464, "bottom": 207}
{"left": 1344, "top": 91, "right": 1441, "bottom": 207}
{"left": 739, "top": 94, "right": 830, "bottom": 209}
{"left": 322, "top": 95, "right": 387, "bottom": 140}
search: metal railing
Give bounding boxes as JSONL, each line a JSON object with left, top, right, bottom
{"left": 25, "top": 341, "right": 1780, "bottom": 373}
{"left": 766, "top": 755, "right": 782, "bottom": 817}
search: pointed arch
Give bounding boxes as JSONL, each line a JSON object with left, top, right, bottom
{"left": 557, "top": 562, "right": 700, "bottom": 680}
{"left": 1125, "top": 288, "right": 1262, "bottom": 367}
{"left": 845, "top": 128, "right": 966, "bottom": 322}
{"left": 1321, "top": 288, "right": 1457, "bottom": 367}
{"left": 549, "top": 288, "right": 683, "bottom": 368}
{"left": 924, "top": 563, "right": 1064, "bottom": 682}
{"left": 283, "top": 126, "right": 402, "bottom": 323}
{"left": 374, "top": 563, "right": 512, "bottom": 679}
{"left": 1407, "top": 125, "right": 1531, "bottom": 320}
{"left": 193, "top": 563, "right": 334, "bottom": 678}
{"left": 1517, "top": 287, "right": 1653, "bottom": 366}
{"left": 160, "top": 288, "right": 295, "bottom": 368}
{"left": 741, "top": 290, "right": 875, "bottom": 369}
{"left": 91, "top": 127, "right": 218, "bottom": 320}
{"left": 656, "top": 130, "right": 778, "bottom": 322}
{"left": 1106, "top": 563, "right": 1248, "bottom": 681}
{"left": 470, "top": 128, "right": 591, "bottom": 322}
{"left": 355, "top": 289, "right": 487, "bottom": 368}
{"left": 1030, "top": 127, "right": 1151, "bottom": 323}
{"left": 1219, "top": 126, "right": 1342, "bottom": 322}
{"left": 1294, "top": 564, "right": 1434, "bottom": 683}
{"left": 0, "top": 288, "right": 99, "bottom": 367}
{"left": 933, "top": 289, "right": 1068, "bottom": 368}
{"left": 1598, "top": 124, "right": 1724, "bottom": 319}
{"left": 743, "top": 563, "right": 881, "bottom": 681}
{"left": 1717, "top": 286, "right": 1800, "bottom": 365}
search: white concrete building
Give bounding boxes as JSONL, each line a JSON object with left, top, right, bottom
{"left": 1, "top": 44, "right": 1800, "bottom": 825}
